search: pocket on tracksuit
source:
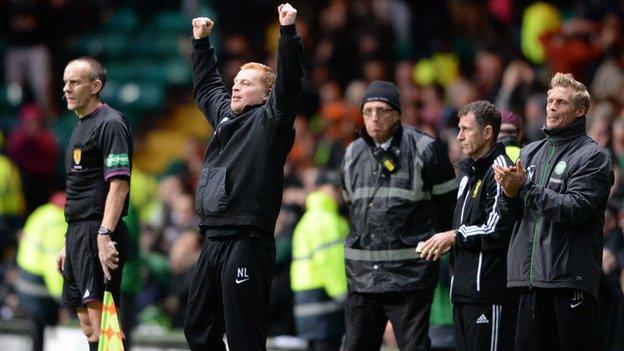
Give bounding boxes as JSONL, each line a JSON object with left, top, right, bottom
{"left": 196, "top": 167, "right": 230, "bottom": 215}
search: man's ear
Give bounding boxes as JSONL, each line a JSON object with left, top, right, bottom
{"left": 576, "top": 106, "right": 586, "bottom": 117}
{"left": 91, "top": 79, "right": 103, "bottom": 95}
{"left": 483, "top": 125, "right": 493, "bottom": 141}
{"left": 263, "top": 88, "right": 272, "bottom": 101}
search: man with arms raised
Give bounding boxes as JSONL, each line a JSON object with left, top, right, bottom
{"left": 185, "top": 4, "right": 303, "bottom": 351}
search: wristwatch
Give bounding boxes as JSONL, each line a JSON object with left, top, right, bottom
{"left": 98, "top": 226, "right": 112, "bottom": 236}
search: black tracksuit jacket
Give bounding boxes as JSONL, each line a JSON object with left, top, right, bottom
{"left": 191, "top": 25, "right": 303, "bottom": 234}
{"left": 499, "top": 117, "right": 614, "bottom": 298}
{"left": 451, "top": 143, "right": 515, "bottom": 305}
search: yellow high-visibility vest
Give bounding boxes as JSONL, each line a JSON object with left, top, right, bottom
{"left": 291, "top": 191, "right": 348, "bottom": 298}
{"left": 0, "top": 155, "right": 25, "bottom": 216}
{"left": 17, "top": 203, "right": 67, "bottom": 298}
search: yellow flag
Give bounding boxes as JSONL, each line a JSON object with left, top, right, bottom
{"left": 98, "top": 291, "right": 124, "bottom": 351}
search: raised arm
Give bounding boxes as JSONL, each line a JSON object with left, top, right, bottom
{"left": 191, "top": 17, "right": 231, "bottom": 127}
{"left": 265, "top": 3, "right": 304, "bottom": 127}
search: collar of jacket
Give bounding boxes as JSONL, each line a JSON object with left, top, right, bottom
{"left": 542, "top": 116, "right": 587, "bottom": 145}
{"left": 458, "top": 142, "right": 505, "bottom": 177}
{"left": 359, "top": 123, "right": 404, "bottom": 149}
{"left": 232, "top": 102, "right": 265, "bottom": 117}
{"left": 305, "top": 191, "right": 338, "bottom": 212}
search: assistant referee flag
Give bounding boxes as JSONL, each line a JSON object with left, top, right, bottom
{"left": 98, "top": 290, "right": 124, "bottom": 351}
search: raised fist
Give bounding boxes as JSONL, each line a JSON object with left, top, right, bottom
{"left": 192, "top": 17, "right": 214, "bottom": 40}
{"left": 278, "top": 3, "right": 297, "bottom": 26}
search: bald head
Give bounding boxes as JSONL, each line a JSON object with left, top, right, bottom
{"left": 67, "top": 57, "right": 107, "bottom": 95}
{"left": 63, "top": 57, "right": 107, "bottom": 117}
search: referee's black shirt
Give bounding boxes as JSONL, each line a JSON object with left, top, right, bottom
{"left": 64, "top": 104, "right": 132, "bottom": 222}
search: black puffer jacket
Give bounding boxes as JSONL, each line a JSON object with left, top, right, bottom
{"left": 499, "top": 117, "right": 614, "bottom": 298}
{"left": 341, "top": 125, "right": 457, "bottom": 293}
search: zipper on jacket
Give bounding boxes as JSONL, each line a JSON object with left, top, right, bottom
{"left": 529, "top": 143, "right": 556, "bottom": 285}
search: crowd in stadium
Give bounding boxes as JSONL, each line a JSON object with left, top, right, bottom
{"left": 2, "top": 0, "right": 624, "bottom": 350}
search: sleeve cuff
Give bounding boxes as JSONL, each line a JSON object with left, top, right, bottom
{"left": 192, "top": 36, "right": 212, "bottom": 49}
{"left": 104, "top": 170, "right": 131, "bottom": 181}
{"left": 280, "top": 24, "right": 297, "bottom": 37}
{"left": 518, "top": 179, "right": 532, "bottom": 199}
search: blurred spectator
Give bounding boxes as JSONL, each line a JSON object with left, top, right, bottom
{"left": 473, "top": 50, "right": 503, "bottom": 101}
{"left": 520, "top": 2, "right": 562, "bottom": 64}
{"left": 164, "top": 137, "right": 205, "bottom": 193}
{"left": 540, "top": 17, "right": 606, "bottom": 82}
{"left": 598, "top": 205, "right": 624, "bottom": 350}
{"left": 612, "top": 117, "right": 624, "bottom": 170}
{"left": 268, "top": 182, "right": 305, "bottom": 337}
{"left": 1, "top": 0, "right": 53, "bottom": 113}
{"left": 6, "top": 104, "right": 59, "bottom": 212}
{"left": 288, "top": 116, "right": 316, "bottom": 171}
{"left": 0, "top": 137, "right": 26, "bottom": 254}
{"left": 313, "top": 103, "right": 358, "bottom": 168}
{"left": 291, "top": 170, "right": 348, "bottom": 351}
{"left": 419, "top": 83, "right": 455, "bottom": 133}
{"left": 144, "top": 175, "right": 184, "bottom": 252}
{"left": 156, "top": 193, "right": 198, "bottom": 256}
{"left": 495, "top": 60, "right": 538, "bottom": 114}
{"left": 162, "top": 230, "right": 201, "bottom": 328}
{"left": 523, "top": 93, "right": 547, "bottom": 142}
{"left": 15, "top": 192, "right": 67, "bottom": 351}
{"left": 591, "top": 59, "right": 624, "bottom": 105}
{"left": 498, "top": 109, "right": 523, "bottom": 162}
{"left": 588, "top": 100, "right": 617, "bottom": 150}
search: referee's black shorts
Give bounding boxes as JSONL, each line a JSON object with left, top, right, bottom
{"left": 61, "top": 220, "right": 127, "bottom": 308}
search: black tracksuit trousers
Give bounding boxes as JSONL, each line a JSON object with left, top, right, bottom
{"left": 515, "top": 288, "right": 597, "bottom": 351}
{"left": 453, "top": 302, "right": 515, "bottom": 351}
{"left": 184, "top": 229, "right": 275, "bottom": 351}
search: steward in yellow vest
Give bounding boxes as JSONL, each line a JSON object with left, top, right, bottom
{"left": 16, "top": 193, "right": 67, "bottom": 351}
{"left": 291, "top": 172, "right": 348, "bottom": 351}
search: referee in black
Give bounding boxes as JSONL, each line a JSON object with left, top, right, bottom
{"left": 184, "top": 3, "right": 303, "bottom": 351}
{"left": 56, "top": 57, "right": 132, "bottom": 351}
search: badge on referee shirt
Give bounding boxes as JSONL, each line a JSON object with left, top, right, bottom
{"left": 72, "top": 148, "right": 83, "bottom": 170}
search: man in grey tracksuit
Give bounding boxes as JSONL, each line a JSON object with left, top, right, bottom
{"left": 494, "top": 73, "right": 614, "bottom": 350}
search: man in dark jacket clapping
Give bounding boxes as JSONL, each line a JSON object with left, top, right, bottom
{"left": 494, "top": 73, "right": 614, "bottom": 350}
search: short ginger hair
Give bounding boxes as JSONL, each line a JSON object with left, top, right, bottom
{"left": 240, "top": 62, "right": 276, "bottom": 89}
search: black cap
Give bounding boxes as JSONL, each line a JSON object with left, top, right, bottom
{"left": 360, "top": 80, "right": 401, "bottom": 114}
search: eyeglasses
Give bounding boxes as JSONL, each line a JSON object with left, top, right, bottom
{"left": 362, "top": 107, "right": 394, "bottom": 117}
